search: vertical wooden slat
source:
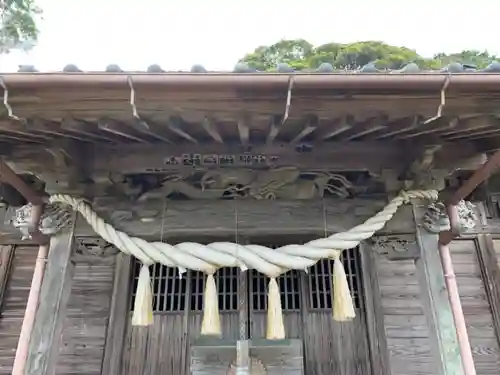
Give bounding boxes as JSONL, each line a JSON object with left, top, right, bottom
{"left": 475, "top": 235, "right": 500, "bottom": 348}
{"left": 413, "top": 203, "right": 465, "bottom": 375}
{"left": 101, "top": 253, "right": 132, "bottom": 375}
{"left": 0, "top": 245, "right": 14, "bottom": 312}
{"left": 359, "top": 243, "right": 390, "bottom": 375}
{"left": 0, "top": 245, "right": 37, "bottom": 375}
{"left": 26, "top": 219, "right": 76, "bottom": 375}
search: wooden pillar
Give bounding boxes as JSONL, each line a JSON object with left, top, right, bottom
{"left": 359, "top": 243, "right": 390, "bottom": 375}
{"left": 101, "top": 253, "right": 132, "bottom": 375}
{"left": 236, "top": 237, "right": 250, "bottom": 375}
{"left": 25, "top": 219, "right": 76, "bottom": 375}
{"left": 412, "top": 202, "right": 465, "bottom": 375}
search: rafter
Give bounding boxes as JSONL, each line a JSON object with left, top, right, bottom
{"left": 266, "top": 115, "right": 283, "bottom": 145}
{"left": 337, "top": 116, "right": 388, "bottom": 141}
{"left": 98, "top": 120, "right": 151, "bottom": 143}
{"left": 314, "top": 116, "right": 353, "bottom": 140}
{"left": 397, "top": 117, "right": 458, "bottom": 139}
{"left": 61, "top": 118, "right": 120, "bottom": 143}
{"left": 374, "top": 115, "right": 421, "bottom": 140}
{"left": 167, "top": 118, "right": 198, "bottom": 144}
{"left": 237, "top": 117, "right": 250, "bottom": 145}
{"left": 290, "top": 115, "right": 319, "bottom": 144}
{"left": 201, "top": 117, "right": 224, "bottom": 143}
{"left": 26, "top": 119, "right": 94, "bottom": 142}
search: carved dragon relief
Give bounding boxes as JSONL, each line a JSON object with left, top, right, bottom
{"left": 135, "top": 167, "right": 353, "bottom": 201}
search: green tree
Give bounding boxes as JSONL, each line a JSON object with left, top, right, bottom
{"left": 0, "top": 0, "right": 41, "bottom": 53}
{"left": 239, "top": 39, "right": 314, "bottom": 71}
{"left": 433, "top": 50, "right": 497, "bottom": 69}
{"left": 238, "top": 39, "right": 499, "bottom": 71}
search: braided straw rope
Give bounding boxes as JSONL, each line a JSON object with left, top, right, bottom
{"left": 49, "top": 189, "right": 438, "bottom": 274}
{"left": 49, "top": 189, "right": 438, "bottom": 332}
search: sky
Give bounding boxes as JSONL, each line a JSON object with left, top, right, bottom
{"left": 1, "top": 0, "right": 500, "bottom": 72}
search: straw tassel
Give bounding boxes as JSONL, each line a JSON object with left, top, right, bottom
{"left": 266, "top": 277, "right": 285, "bottom": 340}
{"left": 132, "top": 263, "right": 154, "bottom": 326}
{"left": 332, "top": 254, "right": 356, "bottom": 322}
{"left": 201, "top": 273, "right": 221, "bottom": 336}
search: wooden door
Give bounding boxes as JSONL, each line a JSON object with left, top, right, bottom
{"left": 249, "top": 245, "right": 371, "bottom": 375}
{"left": 122, "top": 263, "right": 241, "bottom": 375}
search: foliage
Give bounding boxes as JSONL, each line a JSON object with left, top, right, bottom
{"left": 239, "top": 40, "right": 499, "bottom": 71}
{"left": 0, "top": 0, "right": 41, "bottom": 53}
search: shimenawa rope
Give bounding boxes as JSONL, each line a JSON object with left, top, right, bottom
{"left": 48, "top": 189, "right": 438, "bottom": 338}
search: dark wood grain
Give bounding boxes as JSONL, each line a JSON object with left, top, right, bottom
{"left": 450, "top": 239, "right": 500, "bottom": 375}
{"left": 360, "top": 242, "right": 390, "bottom": 375}
{"left": 25, "top": 219, "right": 76, "bottom": 375}
{"left": 0, "top": 245, "right": 36, "bottom": 375}
{"left": 0, "top": 246, "right": 14, "bottom": 313}
{"left": 100, "top": 253, "right": 132, "bottom": 375}
{"left": 413, "top": 203, "right": 465, "bottom": 375}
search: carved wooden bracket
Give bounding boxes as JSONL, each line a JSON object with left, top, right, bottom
{"left": 370, "top": 234, "right": 419, "bottom": 260}
{"left": 12, "top": 202, "right": 74, "bottom": 240}
{"left": 421, "top": 200, "right": 477, "bottom": 234}
{"left": 73, "top": 237, "right": 119, "bottom": 262}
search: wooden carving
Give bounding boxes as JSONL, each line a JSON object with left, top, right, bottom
{"left": 137, "top": 167, "right": 353, "bottom": 201}
{"left": 421, "top": 200, "right": 477, "bottom": 234}
{"left": 73, "top": 238, "right": 119, "bottom": 262}
{"left": 370, "top": 234, "right": 419, "bottom": 260}
{"left": 12, "top": 202, "right": 73, "bottom": 239}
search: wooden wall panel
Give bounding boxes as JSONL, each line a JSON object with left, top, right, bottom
{"left": 0, "top": 245, "right": 36, "bottom": 375}
{"left": 450, "top": 240, "right": 500, "bottom": 375}
{"left": 55, "top": 260, "right": 115, "bottom": 375}
{"left": 376, "top": 256, "right": 433, "bottom": 375}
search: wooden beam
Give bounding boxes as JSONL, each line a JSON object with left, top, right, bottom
{"left": 101, "top": 253, "right": 133, "bottom": 375}
{"left": 398, "top": 117, "right": 458, "bottom": 139}
{"left": 0, "top": 245, "right": 14, "bottom": 311}
{"left": 127, "top": 121, "right": 174, "bottom": 144}
{"left": 374, "top": 115, "right": 421, "bottom": 140}
{"left": 98, "top": 120, "right": 150, "bottom": 143}
{"left": 266, "top": 115, "right": 282, "bottom": 145}
{"left": 201, "top": 118, "right": 223, "bottom": 143}
{"left": 237, "top": 118, "right": 249, "bottom": 145}
{"left": 0, "top": 120, "right": 52, "bottom": 142}
{"left": 168, "top": 118, "right": 198, "bottom": 144}
{"left": 290, "top": 115, "right": 319, "bottom": 144}
{"left": 359, "top": 243, "right": 390, "bottom": 375}
{"left": 61, "top": 119, "right": 119, "bottom": 143}
{"left": 26, "top": 119, "right": 94, "bottom": 142}
{"left": 337, "top": 116, "right": 387, "bottom": 141}
{"left": 314, "top": 116, "right": 353, "bottom": 141}
{"left": 0, "top": 199, "right": 416, "bottom": 241}
{"left": 412, "top": 203, "right": 465, "bottom": 375}
{"left": 25, "top": 217, "right": 76, "bottom": 375}
{"left": 3, "top": 140, "right": 484, "bottom": 176}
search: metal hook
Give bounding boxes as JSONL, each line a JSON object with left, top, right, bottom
{"left": 281, "top": 76, "right": 295, "bottom": 125}
{"left": 127, "top": 76, "right": 150, "bottom": 129}
{"left": 423, "top": 75, "right": 451, "bottom": 124}
{"left": 0, "top": 77, "right": 21, "bottom": 121}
